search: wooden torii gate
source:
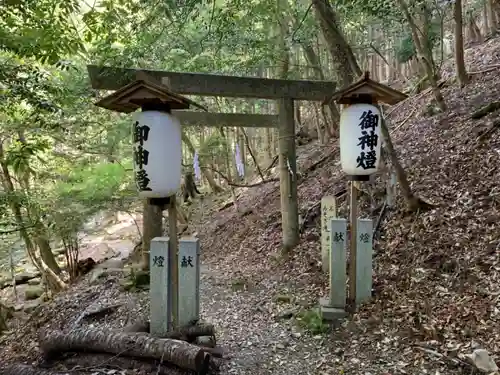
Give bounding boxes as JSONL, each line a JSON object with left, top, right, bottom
{"left": 87, "top": 65, "right": 336, "bottom": 250}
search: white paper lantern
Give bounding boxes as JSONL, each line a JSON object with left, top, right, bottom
{"left": 132, "top": 110, "right": 182, "bottom": 198}
{"left": 339, "top": 103, "right": 382, "bottom": 176}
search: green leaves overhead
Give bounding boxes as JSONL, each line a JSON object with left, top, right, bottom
{"left": 0, "top": 0, "right": 84, "bottom": 64}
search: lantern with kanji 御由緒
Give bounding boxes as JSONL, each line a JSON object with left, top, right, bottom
{"left": 326, "top": 72, "right": 408, "bottom": 181}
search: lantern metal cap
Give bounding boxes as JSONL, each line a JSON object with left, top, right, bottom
{"left": 325, "top": 71, "right": 408, "bottom": 106}
{"left": 94, "top": 72, "right": 206, "bottom": 113}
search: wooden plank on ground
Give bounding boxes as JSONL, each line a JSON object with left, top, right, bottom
{"left": 87, "top": 65, "right": 336, "bottom": 101}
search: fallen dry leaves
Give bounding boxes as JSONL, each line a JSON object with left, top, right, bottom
{"left": 0, "top": 38, "right": 499, "bottom": 375}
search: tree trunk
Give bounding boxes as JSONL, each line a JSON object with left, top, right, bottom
{"left": 454, "top": 0, "right": 469, "bottom": 86}
{"left": 380, "top": 117, "right": 432, "bottom": 212}
{"left": 395, "top": 0, "right": 446, "bottom": 111}
{"left": 141, "top": 200, "right": 163, "bottom": 270}
{"left": 482, "top": 0, "right": 491, "bottom": 35}
{"left": 220, "top": 127, "right": 239, "bottom": 211}
{"left": 34, "top": 231, "right": 61, "bottom": 275}
{"left": 312, "top": 0, "right": 362, "bottom": 88}
{"left": 301, "top": 42, "right": 338, "bottom": 138}
{"left": 181, "top": 131, "right": 223, "bottom": 193}
{"left": 38, "top": 328, "right": 211, "bottom": 374}
{"left": 237, "top": 127, "right": 246, "bottom": 178}
{"left": 277, "top": 0, "right": 299, "bottom": 252}
{"left": 486, "top": 0, "right": 497, "bottom": 34}
{"left": 241, "top": 128, "right": 265, "bottom": 180}
{"left": 0, "top": 301, "right": 10, "bottom": 333}
{"left": 0, "top": 145, "right": 66, "bottom": 292}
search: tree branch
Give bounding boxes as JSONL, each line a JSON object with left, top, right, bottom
{"left": 240, "top": 128, "right": 265, "bottom": 181}
{"left": 207, "top": 167, "right": 278, "bottom": 188}
{"left": 0, "top": 224, "right": 35, "bottom": 235}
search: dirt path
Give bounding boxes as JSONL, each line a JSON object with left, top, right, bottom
{"left": 199, "top": 261, "right": 339, "bottom": 375}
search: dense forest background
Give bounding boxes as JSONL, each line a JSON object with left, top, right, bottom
{"left": 0, "top": 0, "right": 499, "bottom": 303}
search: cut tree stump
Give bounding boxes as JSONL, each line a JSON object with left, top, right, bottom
{"left": 39, "top": 328, "right": 211, "bottom": 374}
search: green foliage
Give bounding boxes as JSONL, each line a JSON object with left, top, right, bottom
{"left": 395, "top": 21, "right": 441, "bottom": 63}
{"left": 334, "top": 0, "right": 403, "bottom": 26}
{"left": 53, "top": 162, "right": 132, "bottom": 208}
{"left": 295, "top": 307, "right": 329, "bottom": 335}
{"left": 198, "top": 132, "right": 228, "bottom": 160}
{"left": 0, "top": 0, "right": 85, "bottom": 64}
{"left": 396, "top": 34, "right": 417, "bottom": 63}
{"left": 122, "top": 268, "right": 150, "bottom": 292}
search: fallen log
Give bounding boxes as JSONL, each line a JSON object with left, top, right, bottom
{"left": 167, "top": 323, "right": 216, "bottom": 342}
{"left": 39, "top": 328, "right": 211, "bottom": 374}
{"left": 0, "top": 364, "right": 55, "bottom": 375}
{"left": 124, "top": 320, "right": 216, "bottom": 343}
{"left": 470, "top": 101, "right": 500, "bottom": 119}
{"left": 55, "top": 352, "right": 183, "bottom": 375}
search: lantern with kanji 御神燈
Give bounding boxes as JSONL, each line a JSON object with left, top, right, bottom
{"left": 93, "top": 73, "right": 205, "bottom": 199}
{"left": 326, "top": 71, "right": 408, "bottom": 181}
{"left": 339, "top": 104, "right": 382, "bottom": 178}
{"left": 132, "top": 110, "right": 182, "bottom": 198}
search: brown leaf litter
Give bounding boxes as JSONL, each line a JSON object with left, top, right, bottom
{"left": 1, "top": 38, "right": 500, "bottom": 374}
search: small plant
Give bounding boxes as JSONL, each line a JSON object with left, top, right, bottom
{"left": 121, "top": 267, "right": 150, "bottom": 292}
{"left": 273, "top": 293, "right": 293, "bottom": 304}
{"left": 230, "top": 277, "right": 248, "bottom": 292}
{"left": 295, "top": 307, "right": 329, "bottom": 335}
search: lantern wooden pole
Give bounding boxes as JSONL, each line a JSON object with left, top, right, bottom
{"left": 168, "top": 196, "right": 179, "bottom": 329}
{"left": 348, "top": 181, "right": 358, "bottom": 309}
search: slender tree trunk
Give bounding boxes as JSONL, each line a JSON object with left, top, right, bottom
{"left": 35, "top": 234, "right": 62, "bottom": 275}
{"left": 277, "top": 0, "right": 299, "bottom": 251}
{"left": 395, "top": 0, "right": 446, "bottom": 111}
{"left": 380, "top": 117, "right": 432, "bottom": 211}
{"left": 141, "top": 200, "right": 163, "bottom": 270}
{"left": 16, "top": 132, "right": 61, "bottom": 275}
{"left": 181, "top": 131, "right": 223, "bottom": 193}
{"left": 312, "top": 0, "right": 362, "bottom": 88}
{"left": 301, "top": 42, "right": 338, "bottom": 137}
{"left": 0, "top": 146, "right": 65, "bottom": 292}
{"left": 454, "top": 0, "right": 469, "bottom": 86}
{"left": 312, "top": 0, "right": 427, "bottom": 212}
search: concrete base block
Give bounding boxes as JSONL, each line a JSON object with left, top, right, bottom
{"left": 319, "top": 297, "right": 348, "bottom": 320}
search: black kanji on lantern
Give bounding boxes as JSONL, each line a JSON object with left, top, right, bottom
{"left": 135, "top": 169, "right": 152, "bottom": 191}
{"left": 357, "top": 130, "right": 378, "bottom": 150}
{"left": 153, "top": 255, "right": 164, "bottom": 267}
{"left": 134, "top": 145, "right": 150, "bottom": 169}
{"left": 133, "top": 121, "right": 150, "bottom": 146}
{"left": 355, "top": 109, "right": 379, "bottom": 171}
{"left": 181, "top": 256, "right": 194, "bottom": 268}
{"left": 359, "top": 110, "right": 379, "bottom": 131}
{"left": 332, "top": 232, "right": 344, "bottom": 242}
{"left": 356, "top": 150, "right": 377, "bottom": 170}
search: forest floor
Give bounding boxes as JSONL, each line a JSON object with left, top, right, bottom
{"left": 1, "top": 37, "right": 500, "bottom": 375}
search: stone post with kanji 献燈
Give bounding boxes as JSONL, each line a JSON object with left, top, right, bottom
{"left": 320, "top": 72, "right": 407, "bottom": 315}
{"left": 91, "top": 73, "right": 206, "bottom": 335}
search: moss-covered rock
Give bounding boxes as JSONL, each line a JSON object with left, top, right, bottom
{"left": 15, "top": 272, "right": 41, "bottom": 285}
{"left": 25, "top": 285, "right": 44, "bottom": 300}
{"left": 27, "top": 278, "right": 41, "bottom": 286}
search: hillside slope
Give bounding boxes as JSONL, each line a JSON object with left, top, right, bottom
{"left": 200, "top": 37, "right": 500, "bottom": 372}
{"left": 0, "top": 38, "right": 499, "bottom": 375}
